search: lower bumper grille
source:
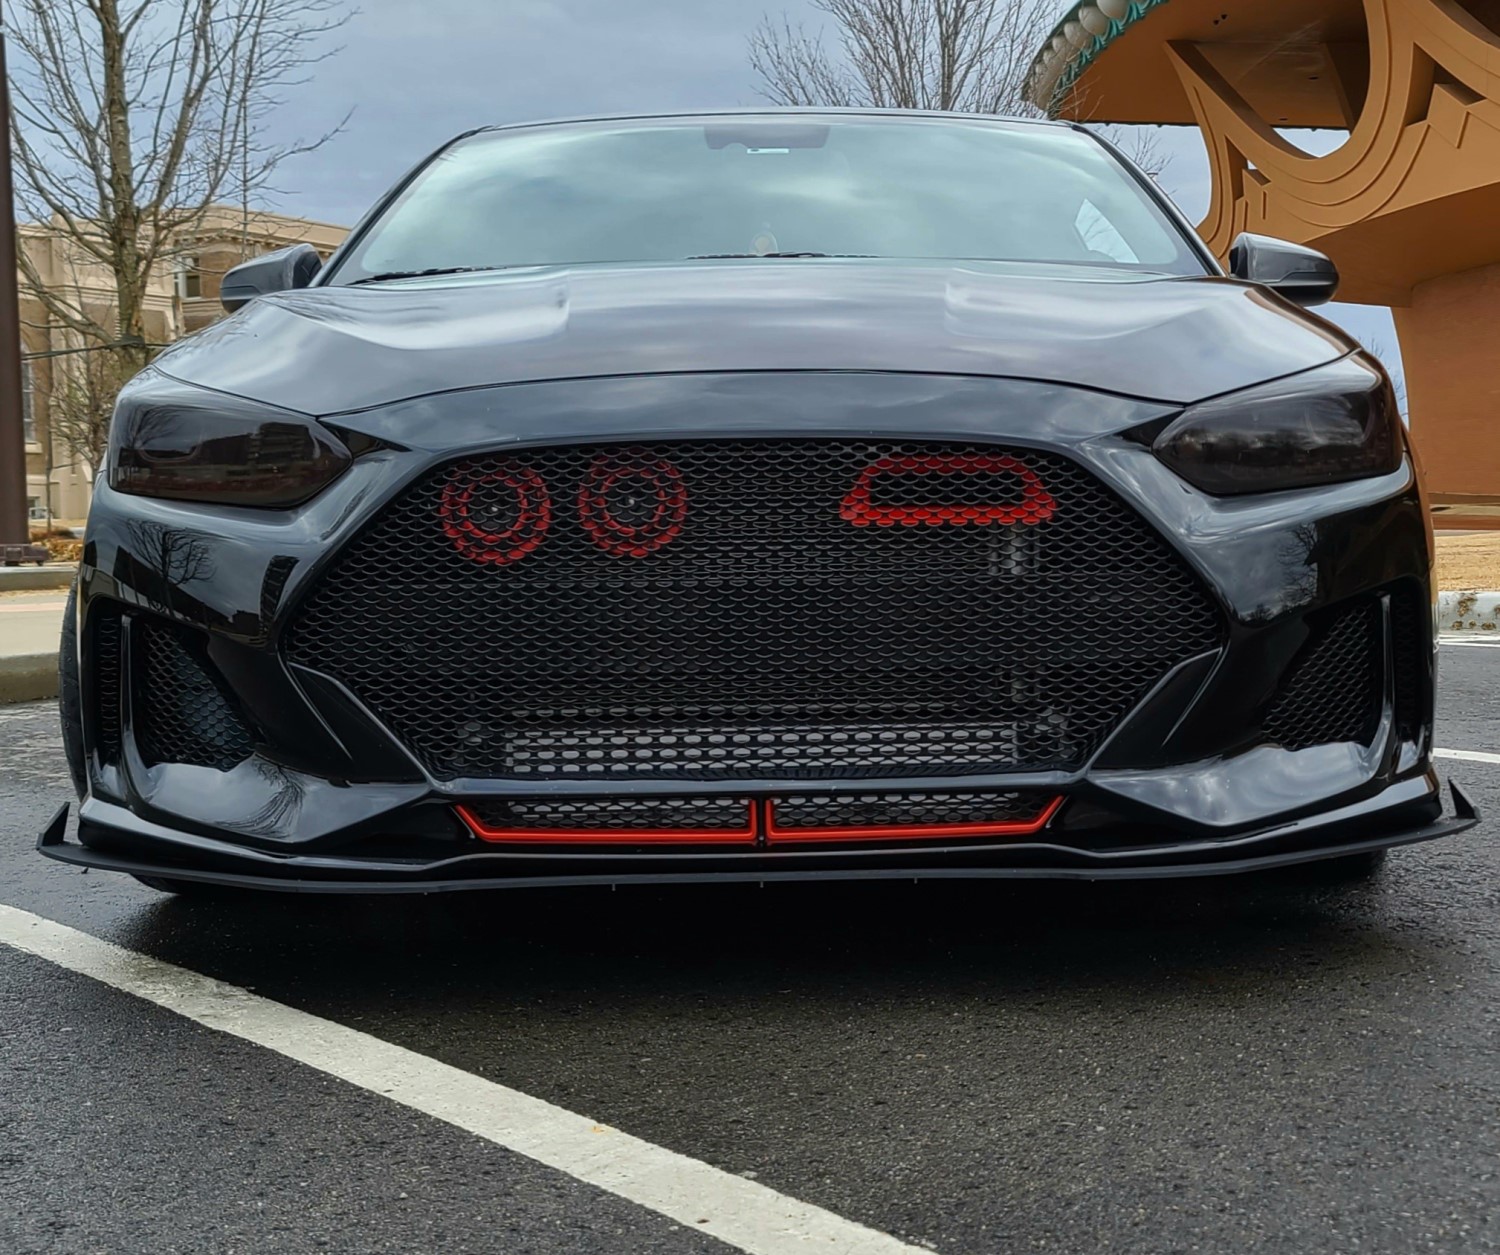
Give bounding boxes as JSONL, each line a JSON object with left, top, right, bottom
{"left": 457, "top": 791, "right": 1061, "bottom": 846}
{"left": 461, "top": 795, "right": 758, "bottom": 844}
{"left": 286, "top": 439, "right": 1223, "bottom": 781}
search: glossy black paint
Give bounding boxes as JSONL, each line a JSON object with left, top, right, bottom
{"left": 43, "top": 110, "right": 1467, "bottom": 891}
{"left": 53, "top": 363, "right": 1456, "bottom": 887}
{"left": 35, "top": 783, "right": 1482, "bottom": 891}
{"left": 147, "top": 260, "right": 1355, "bottom": 416}
{"left": 1229, "top": 232, "right": 1341, "bottom": 308}
{"left": 219, "top": 242, "right": 322, "bottom": 313}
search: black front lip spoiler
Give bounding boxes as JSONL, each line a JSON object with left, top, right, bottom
{"left": 37, "top": 782, "right": 1481, "bottom": 894}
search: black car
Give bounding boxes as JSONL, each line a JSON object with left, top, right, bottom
{"left": 42, "top": 110, "right": 1477, "bottom": 893}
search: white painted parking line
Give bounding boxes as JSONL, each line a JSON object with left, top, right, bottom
{"left": 1436, "top": 748, "right": 1500, "bottom": 766}
{"left": 0, "top": 904, "right": 927, "bottom": 1255}
{"left": 1440, "top": 635, "right": 1500, "bottom": 648}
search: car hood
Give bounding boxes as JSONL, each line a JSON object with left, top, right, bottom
{"left": 152, "top": 259, "right": 1356, "bottom": 416}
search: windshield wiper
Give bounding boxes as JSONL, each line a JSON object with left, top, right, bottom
{"left": 685, "top": 252, "right": 873, "bottom": 260}
{"left": 349, "top": 266, "right": 516, "bottom": 285}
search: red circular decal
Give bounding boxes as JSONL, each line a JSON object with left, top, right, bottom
{"left": 839, "top": 453, "right": 1057, "bottom": 528}
{"left": 579, "top": 451, "right": 688, "bottom": 557}
{"left": 439, "top": 463, "right": 551, "bottom": 566}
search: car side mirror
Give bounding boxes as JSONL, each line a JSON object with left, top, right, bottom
{"left": 219, "top": 243, "right": 323, "bottom": 313}
{"left": 1228, "top": 233, "right": 1339, "bottom": 308}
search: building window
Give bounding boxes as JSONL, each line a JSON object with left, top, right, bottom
{"left": 174, "top": 256, "right": 202, "bottom": 300}
{"left": 27, "top": 496, "right": 43, "bottom": 520}
{"left": 20, "top": 351, "right": 35, "bottom": 444}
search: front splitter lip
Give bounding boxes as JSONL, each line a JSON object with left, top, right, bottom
{"left": 37, "top": 782, "right": 1480, "bottom": 893}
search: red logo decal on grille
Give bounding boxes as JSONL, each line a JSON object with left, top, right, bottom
{"left": 579, "top": 451, "right": 688, "bottom": 557}
{"left": 439, "top": 464, "right": 551, "bottom": 565}
{"left": 840, "top": 453, "right": 1057, "bottom": 528}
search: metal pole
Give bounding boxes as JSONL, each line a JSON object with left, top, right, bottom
{"left": 0, "top": 27, "right": 29, "bottom": 554}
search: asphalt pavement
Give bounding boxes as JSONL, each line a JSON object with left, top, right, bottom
{"left": 3, "top": 645, "right": 1500, "bottom": 1254}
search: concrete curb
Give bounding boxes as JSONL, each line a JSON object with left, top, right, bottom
{"left": 0, "top": 564, "right": 77, "bottom": 591}
{"left": 1438, "top": 591, "right": 1500, "bottom": 636}
{"left": 0, "top": 653, "right": 58, "bottom": 704}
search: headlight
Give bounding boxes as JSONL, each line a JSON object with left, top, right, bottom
{"left": 1149, "top": 355, "right": 1403, "bottom": 496}
{"left": 108, "top": 372, "right": 352, "bottom": 507}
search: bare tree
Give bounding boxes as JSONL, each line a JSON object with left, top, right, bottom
{"left": 47, "top": 343, "right": 134, "bottom": 483}
{"left": 123, "top": 518, "right": 217, "bottom": 612}
{"left": 1361, "top": 334, "right": 1409, "bottom": 415}
{"left": 749, "top": 0, "right": 1169, "bottom": 177}
{"left": 751, "top": 0, "right": 1055, "bottom": 116}
{"left": 6, "top": 0, "right": 351, "bottom": 380}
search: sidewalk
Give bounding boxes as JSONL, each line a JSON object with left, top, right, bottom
{"left": 0, "top": 589, "right": 66, "bottom": 703}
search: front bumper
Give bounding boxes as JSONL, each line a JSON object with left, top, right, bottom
{"left": 59, "top": 370, "right": 1471, "bottom": 892}
{"left": 38, "top": 781, "right": 1479, "bottom": 893}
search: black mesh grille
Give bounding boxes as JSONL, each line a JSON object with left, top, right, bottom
{"left": 91, "top": 608, "right": 123, "bottom": 761}
{"left": 468, "top": 795, "right": 753, "bottom": 831}
{"left": 286, "top": 440, "right": 1222, "bottom": 781}
{"left": 772, "top": 791, "right": 1051, "bottom": 829}
{"left": 136, "top": 621, "right": 255, "bottom": 770}
{"left": 1264, "top": 601, "right": 1382, "bottom": 751}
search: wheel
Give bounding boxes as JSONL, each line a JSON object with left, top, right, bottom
{"left": 58, "top": 579, "right": 86, "bottom": 800}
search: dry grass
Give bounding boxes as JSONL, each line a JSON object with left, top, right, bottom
{"left": 43, "top": 538, "right": 83, "bottom": 563}
{"left": 1436, "top": 532, "right": 1500, "bottom": 591}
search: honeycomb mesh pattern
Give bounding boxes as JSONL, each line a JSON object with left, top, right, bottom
{"left": 1264, "top": 600, "right": 1382, "bottom": 751}
{"left": 772, "top": 791, "right": 1050, "bottom": 829}
{"left": 286, "top": 440, "right": 1222, "bottom": 781}
{"left": 91, "top": 607, "right": 123, "bottom": 761}
{"left": 136, "top": 621, "right": 256, "bottom": 770}
{"left": 469, "top": 795, "right": 753, "bottom": 831}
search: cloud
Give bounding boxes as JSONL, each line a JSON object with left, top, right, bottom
{"left": 270, "top": 0, "right": 820, "bottom": 225}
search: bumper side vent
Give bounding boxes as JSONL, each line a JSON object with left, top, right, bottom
{"left": 91, "top": 606, "right": 123, "bottom": 761}
{"left": 1389, "top": 583, "right": 1431, "bottom": 743}
{"left": 1264, "top": 600, "right": 1382, "bottom": 751}
{"left": 136, "top": 621, "right": 255, "bottom": 771}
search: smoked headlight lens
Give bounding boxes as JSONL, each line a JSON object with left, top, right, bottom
{"left": 108, "top": 374, "right": 351, "bottom": 507}
{"left": 1150, "top": 355, "right": 1403, "bottom": 495}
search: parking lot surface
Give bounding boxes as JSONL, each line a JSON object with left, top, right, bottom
{"left": 2, "top": 644, "right": 1499, "bottom": 1254}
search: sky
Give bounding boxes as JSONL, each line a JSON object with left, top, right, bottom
{"left": 260, "top": 0, "right": 1403, "bottom": 387}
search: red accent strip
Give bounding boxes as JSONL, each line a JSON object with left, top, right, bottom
{"left": 764, "top": 796, "right": 1064, "bottom": 844}
{"left": 455, "top": 802, "right": 759, "bottom": 845}
{"left": 840, "top": 453, "right": 1057, "bottom": 529}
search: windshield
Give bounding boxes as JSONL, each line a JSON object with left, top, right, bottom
{"left": 329, "top": 115, "right": 1207, "bottom": 283}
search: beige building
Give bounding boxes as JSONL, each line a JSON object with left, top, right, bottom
{"left": 21, "top": 206, "right": 347, "bottom": 524}
{"left": 1030, "top": 0, "right": 1500, "bottom": 527}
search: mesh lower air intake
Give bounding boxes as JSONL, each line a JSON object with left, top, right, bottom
{"left": 136, "top": 621, "right": 255, "bottom": 770}
{"left": 1264, "top": 600, "right": 1382, "bottom": 751}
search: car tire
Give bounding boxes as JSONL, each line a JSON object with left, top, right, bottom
{"left": 59, "top": 579, "right": 86, "bottom": 800}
